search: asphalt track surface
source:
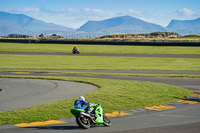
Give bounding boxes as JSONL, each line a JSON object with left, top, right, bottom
{"left": 1, "top": 51, "right": 200, "bottom": 58}
{"left": 0, "top": 52, "right": 200, "bottom": 133}
{"left": 0, "top": 78, "right": 98, "bottom": 112}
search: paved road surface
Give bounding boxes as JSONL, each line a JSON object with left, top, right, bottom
{"left": 2, "top": 69, "right": 200, "bottom": 75}
{"left": 1, "top": 51, "right": 200, "bottom": 58}
{"left": 0, "top": 78, "right": 98, "bottom": 112}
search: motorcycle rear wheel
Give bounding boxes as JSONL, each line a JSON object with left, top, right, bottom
{"left": 76, "top": 116, "right": 91, "bottom": 129}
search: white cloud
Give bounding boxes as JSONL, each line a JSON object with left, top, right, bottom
{"left": 83, "top": 8, "right": 90, "bottom": 12}
{"left": 12, "top": 8, "right": 40, "bottom": 14}
{"left": 178, "top": 8, "right": 195, "bottom": 16}
{"left": 120, "top": 9, "right": 142, "bottom": 16}
{"left": 80, "top": 8, "right": 112, "bottom": 16}
{"left": 127, "top": 9, "right": 141, "bottom": 15}
{"left": 170, "top": 8, "right": 200, "bottom": 21}
{"left": 77, "top": 8, "right": 114, "bottom": 21}
{"left": 92, "top": 9, "right": 104, "bottom": 14}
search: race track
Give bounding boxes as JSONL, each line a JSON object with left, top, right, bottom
{"left": 0, "top": 78, "right": 98, "bottom": 112}
{"left": 0, "top": 52, "right": 200, "bottom": 133}
{"left": 1, "top": 51, "right": 200, "bottom": 58}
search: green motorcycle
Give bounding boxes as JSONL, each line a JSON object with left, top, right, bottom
{"left": 70, "top": 104, "right": 111, "bottom": 129}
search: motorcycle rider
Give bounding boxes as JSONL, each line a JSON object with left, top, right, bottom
{"left": 74, "top": 96, "right": 94, "bottom": 114}
{"left": 72, "top": 46, "right": 79, "bottom": 53}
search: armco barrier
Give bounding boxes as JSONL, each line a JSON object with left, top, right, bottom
{"left": 0, "top": 39, "right": 200, "bottom": 46}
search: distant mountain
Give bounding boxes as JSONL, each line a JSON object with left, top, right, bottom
{"left": 77, "top": 15, "right": 166, "bottom": 34}
{"left": 0, "top": 11, "right": 74, "bottom": 36}
{"left": 167, "top": 18, "right": 200, "bottom": 35}
{"left": 1, "top": 11, "right": 200, "bottom": 37}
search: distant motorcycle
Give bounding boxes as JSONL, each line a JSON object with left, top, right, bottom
{"left": 70, "top": 104, "right": 111, "bottom": 129}
{"left": 72, "top": 49, "right": 80, "bottom": 54}
{"left": 72, "top": 47, "right": 80, "bottom": 54}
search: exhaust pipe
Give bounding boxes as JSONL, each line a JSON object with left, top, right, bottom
{"left": 80, "top": 112, "right": 91, "bottom": 117}
{"left": 80, "top": 112, "right": 97, "bottom": 124}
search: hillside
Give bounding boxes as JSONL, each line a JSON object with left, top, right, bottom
{"left": 0, "top": 11, "right": 74, "bottom": 36}
{"left": 167, "top": 18, "right": 200, "bottom": 35}
{"left": 77, "top": 15, "right": 166, "bottom": 34}
{"left": 1, "top": 11, "right": 200, "bottom": 37}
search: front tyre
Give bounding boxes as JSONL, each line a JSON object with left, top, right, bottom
{"left": 76, "top": 116, "right": 91, "bottom": 129}
{"left": 103, "top": 114, "right": 111, "bottom": 126}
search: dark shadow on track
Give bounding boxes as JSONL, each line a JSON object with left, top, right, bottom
{"left": 25, "top": 125, "right": 104, "bottom": 130}
{"left": 25, "top": 125, "right": 80, "bottom": 130}
{"left": 185, "top": 98, "right": 200, "bottom": 103}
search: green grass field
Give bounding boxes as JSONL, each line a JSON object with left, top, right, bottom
{"left": 0, "top": 42, "right": 198, "bottom": 125}
{"left": 0, "top": 54, "right": 199, "bottom": 71}
{"left": 0, "top": 75, "right": 192, "bottom": 125}
{"left": 0, "top": 42, "right": 200, "bottom": 54}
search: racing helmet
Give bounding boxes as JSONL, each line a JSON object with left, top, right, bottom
{"left": 78, "top": 96, "right": 85, "bottom": 101}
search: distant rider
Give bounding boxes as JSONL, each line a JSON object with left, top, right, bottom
{"left": 72, "top": 46, "right": 79, "bottom": 52}
{"left": 74, "top": 96, "right": 94, "bottom": 114}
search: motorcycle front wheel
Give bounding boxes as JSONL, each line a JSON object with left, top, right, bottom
{"left": 76, "top": 116, "right": 91, "bottom": 129}
{"left": 103, "top": 114, "right": 111, "bottom": 126}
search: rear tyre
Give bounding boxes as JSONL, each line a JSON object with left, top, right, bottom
{"left": 76, "top": 116, "right": 91, "bottom": 129}
{"left": 103, "top": 114, "right": 111, "bottom": 126}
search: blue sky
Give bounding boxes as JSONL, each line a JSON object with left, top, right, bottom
{"left": 1, "top": 0, "right": 200, "bottom": 29}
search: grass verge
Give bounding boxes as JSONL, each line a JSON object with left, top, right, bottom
{"left": 0, "top": 54, "right": 200, "bottom": 71}
{"left": 0, "top": 42, "right": 200, "bottom": 55}
{"left": 0, "top": 75, "right": 192, "bottom": 126}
